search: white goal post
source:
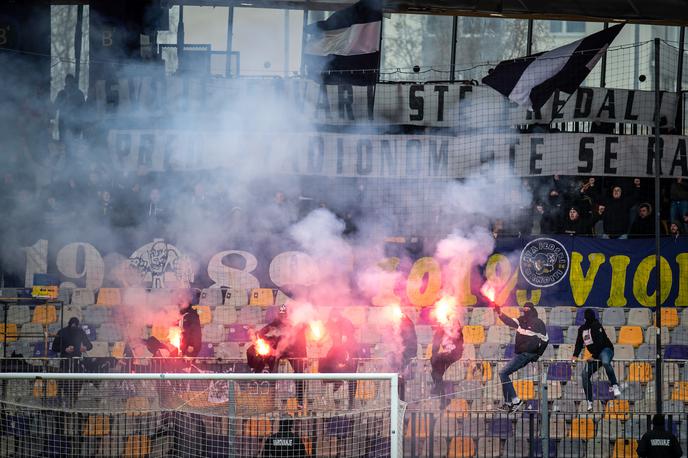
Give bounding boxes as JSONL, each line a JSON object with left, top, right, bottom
{"left": 0, "top": 371, "right": 401, "bottom": 458}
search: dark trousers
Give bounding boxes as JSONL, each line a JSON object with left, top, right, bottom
{"left": 430, "top": 352, "right": 460, "bottom": 395}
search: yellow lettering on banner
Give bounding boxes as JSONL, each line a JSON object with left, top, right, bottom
{"left": 674, "top": 253, "right": 688, "bottom": 306}
{"left": 406, "top": 257, "right": 441, "bottom": 307}
{"left": 516, "top": 289, "right": 541, "bottom": 306}
{"left": 633, "top": 256, "right": 672, "bottom": 307}
{"left": 608, "top": 255, "right": 631, "bottom": 307}
{"left": 569, "top": 252, "right": 606, "bottom": 306}
{"left": 485, "top": 254, "right": 518, "bottom": 306}
{"left": 446, "top": 257, "right": 476, "bottom": 306}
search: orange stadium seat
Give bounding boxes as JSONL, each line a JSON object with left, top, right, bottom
{"left": 618, "top": 326, "right": 644, "bottom": 347}
{"left": 111, "top": 341, "right": 126, "bottom": 358}
{"left": 514, "top": 380, "right": 536, "bottom": 401}
{"left": 150, "top": 324, "right": 168, "bottom": 342}
{"left": 126, "top": 397, "right": 150, "bottom": 415}
{"left": 628, "top": 362, "right": 653, "bottom": 383}
{"left": 0, "top": 324, "right": 18, "bottom": 342}
{"left": 447, "top": 437, "right": 475, "bottom": 458}
{"left": 656, "top": 308, "right": 679, "bottom": 329}
{"left": 671, "top": 382, "right": 688, "bottom": 401}
{"left": 243, "top": 418, "right": 272, "bottom": 437}
{"left": 32, "top": 305, "right": 57, "bottom": 325}
{"left": 248, "top": 288, "right": 275, "bottom": 306}
{"left": 612, "top": 439, "right": 638, "bottom": 458}
{"left": 83, "top": 415, "right": 110, "bottom": 436}
{"left": 569, "top": 417, "right": 595, "bottom": 439}
{"left": 445, "top": 399, "right": 470, "bottom": 416}
{"left": 33, "top": 379, "right": 58, "bottom": 398}
{"left": 405, "top": 416, "right": 430, "bottom": 439}
{"left": 96, "top": 288, "right": 121, "bottom": 306}
{"left": 355, "top": 380, "right": 377, "bottom": 400}
{"left": 124, "top": 435, "right": 150, "bottom": 458}
{"left": 462, "top": 325, "right": 486, "bottom": 344}
{"left": 604, "top": 400, "right": 630, "bottom": 421}
{"left": 193, "top": 305, "right": 212, "bottom": 325}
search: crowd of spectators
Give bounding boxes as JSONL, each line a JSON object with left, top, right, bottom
{"left": 491, "top": 175, "right": 688, "bottom": 240}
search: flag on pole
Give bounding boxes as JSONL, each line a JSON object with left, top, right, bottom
{"left": 303, "top": 0, "right": 382, "bottom": 85}
{"left": 482, "top": 23, "right": 624, "bottom": 110}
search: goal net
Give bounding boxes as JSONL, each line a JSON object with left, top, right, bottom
{"left": 0, "top": 371, "right": 402, "bottom": 457}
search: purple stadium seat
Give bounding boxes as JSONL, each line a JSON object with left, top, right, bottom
{"left": 592, "top": 381, "right": 613, "bottom": 401}
{"left": 197, "top": 343, "right": 214, "bottom": 357}
{"left": 32, "top": 343, "right": 57, "bottom": 358}
{"left": 486, "top": 418, "right": 513, "bottom": 438}
{"left": 325, "top": 417, "right": 354, "bottom": 437}
{"left": 264, "top": 306, "right": 280, "bottom": 323}
{"left": 81, "top": 324, "right": 96, "bottom": 341}
{"left": 546, "top": 326, "right": 565, "bottom": 345}
{"left": 226, "top": 324, "right": 251, "bottom": 342}
{"left": 523, "top": 400, "right": 539, "bottom": 414}
{"left": 547, "top": 362, "right": 573, "bottom": 382}
{"left": 665, "top": 345, "right": 688, "bottom": 359}
{"left": 574, "top": 309, "right": 593, "bottom": 326}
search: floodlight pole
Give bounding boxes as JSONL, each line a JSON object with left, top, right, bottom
{"left": 653, "top": 37, "right": 663, "bottom": 415}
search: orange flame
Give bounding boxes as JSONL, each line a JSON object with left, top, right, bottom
{"left": 255, "top": 337, "right": 271, "bottom": 356}
{"left": 433, "top": 295, "right": 457, "bottom": 326}
{"left": 480, "top": 284, "right": 497, "bottom": 304}
{"left": 168, "top": 327, "right": 181, "bottom": 351}
{"left": 308, "top": 320, "right": 325, "bottom": 342}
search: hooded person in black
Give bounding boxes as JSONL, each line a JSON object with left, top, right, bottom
{"left": 389, "top": 311, "right": 417, "bottom": 402}
{"left": 253, "top": 303, "right": 308, "bottom": 407}
{"left": 260, "top": 417, "right": 308, "bottom": 457}
{"left": 495, "top": 303, "right": 548, "bottom": 412}
{"left": 573, "top": 308, "right": 620, "bottom": 410}
{"left": 320, "top": 308, "right": 358, "bottom": 408}
{"left": 178, "top": 302, "right": 202, "bottom": 357}
{"left": 637, "top": 414, "right": 684, "bottom": 458}
{"left": 52, "top": 317, "right": 93, "bottom": 360}
{"left": 430, "top": 319, "right": 463, "bottom": 407}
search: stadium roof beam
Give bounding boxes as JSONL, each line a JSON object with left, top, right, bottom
{"left": 43, "top": 0, "right": 688, "bottom": 25}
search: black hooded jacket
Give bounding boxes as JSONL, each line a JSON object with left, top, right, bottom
{"left": 51, "top": 318, "right": 93, "bottom": 357}
{"left": 573, "top": 311, "right": 613, "bottom": 359}
{"left": 497, "top": 307, "right": 548, "bottom": 357}
{"left": 637, "top": 424, "right": 684, "bottom": 458}
{"left": 180, "top": 306, "right": 202, "bottom": 357}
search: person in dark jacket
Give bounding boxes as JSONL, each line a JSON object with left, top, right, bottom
{"left": 559, "top": 206, "right": 593, "bottom": 235}
{"left": 52, "top": 317, "right": 93, "bottom": 359}
{"left": 629, "top": 203, "right": 656, "bottom": 238}
{"left": 260, "top": 417, "right": 308, "bottom": 457}
{"left": 430, "top": 320, "right": 463, "bottom": 406}
{"left": 602, "top": 186, "right": 633, "bottom": 238}
{"left": 495, "top": 303, "right": 549, "bottom": 412}
{"left": 572, "top": 308, "right": 620, "bottom": 411}
{"left": 390, "top": 311, "right": 417, "bottom": 402}
{"left": 637, "top": 414, "right": 684, "bottom": 458}
{"left": 255, "top": 303, "right": 307, "bottom": 407}
{"left": 320, "top": 309, "right": 358, "bottom": 407}
{"left": 179, "top": 302, "right": 202, "bottom": 357}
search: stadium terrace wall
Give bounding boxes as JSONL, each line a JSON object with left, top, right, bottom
{"left": 19, "top": 236, "right": 688, "bottom": 308}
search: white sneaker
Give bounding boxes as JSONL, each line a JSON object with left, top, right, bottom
{"left": 586, "top": 401, "right": 593, "bottom": 412}
{"left": 612, "top": 385, "right": 621, "bottom": 397}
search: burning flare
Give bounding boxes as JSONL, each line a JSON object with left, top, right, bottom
{"left": 433, "top": 295, "right": 457, "bottom": 326}
{"left": 308, "top": 320, "right": 325, "bottom": 342}
{"left": 383, "top": 302, "right": 404, "bottom": 324}
{"left": 168, "top": 327, "right": 181, "bottom": 351}
{"left": 480, "top": 283, "right": 497, "bottom": 305}
{"left": 255, "top": 337, "right": 271, "bottom": 356}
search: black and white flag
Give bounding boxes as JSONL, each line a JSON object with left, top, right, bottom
{"left": 482, "top": 24, "right": 624, "bottom": 111}
{"left": 303, "top": 0, "right": 382, "bottom": 85}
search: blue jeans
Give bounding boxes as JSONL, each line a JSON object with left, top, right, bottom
{"left": 671, "top": 201, "right": 688, "bottom": 227}
{"left": 581, "top": 347, "right": 618, "bottom": 402}
{"left": 499, "top": 352, "right": 539, "bottom": 403}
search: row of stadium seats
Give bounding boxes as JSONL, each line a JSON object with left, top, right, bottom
{"left": 3, "top": 286, "right": 684, "bottom": 328}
